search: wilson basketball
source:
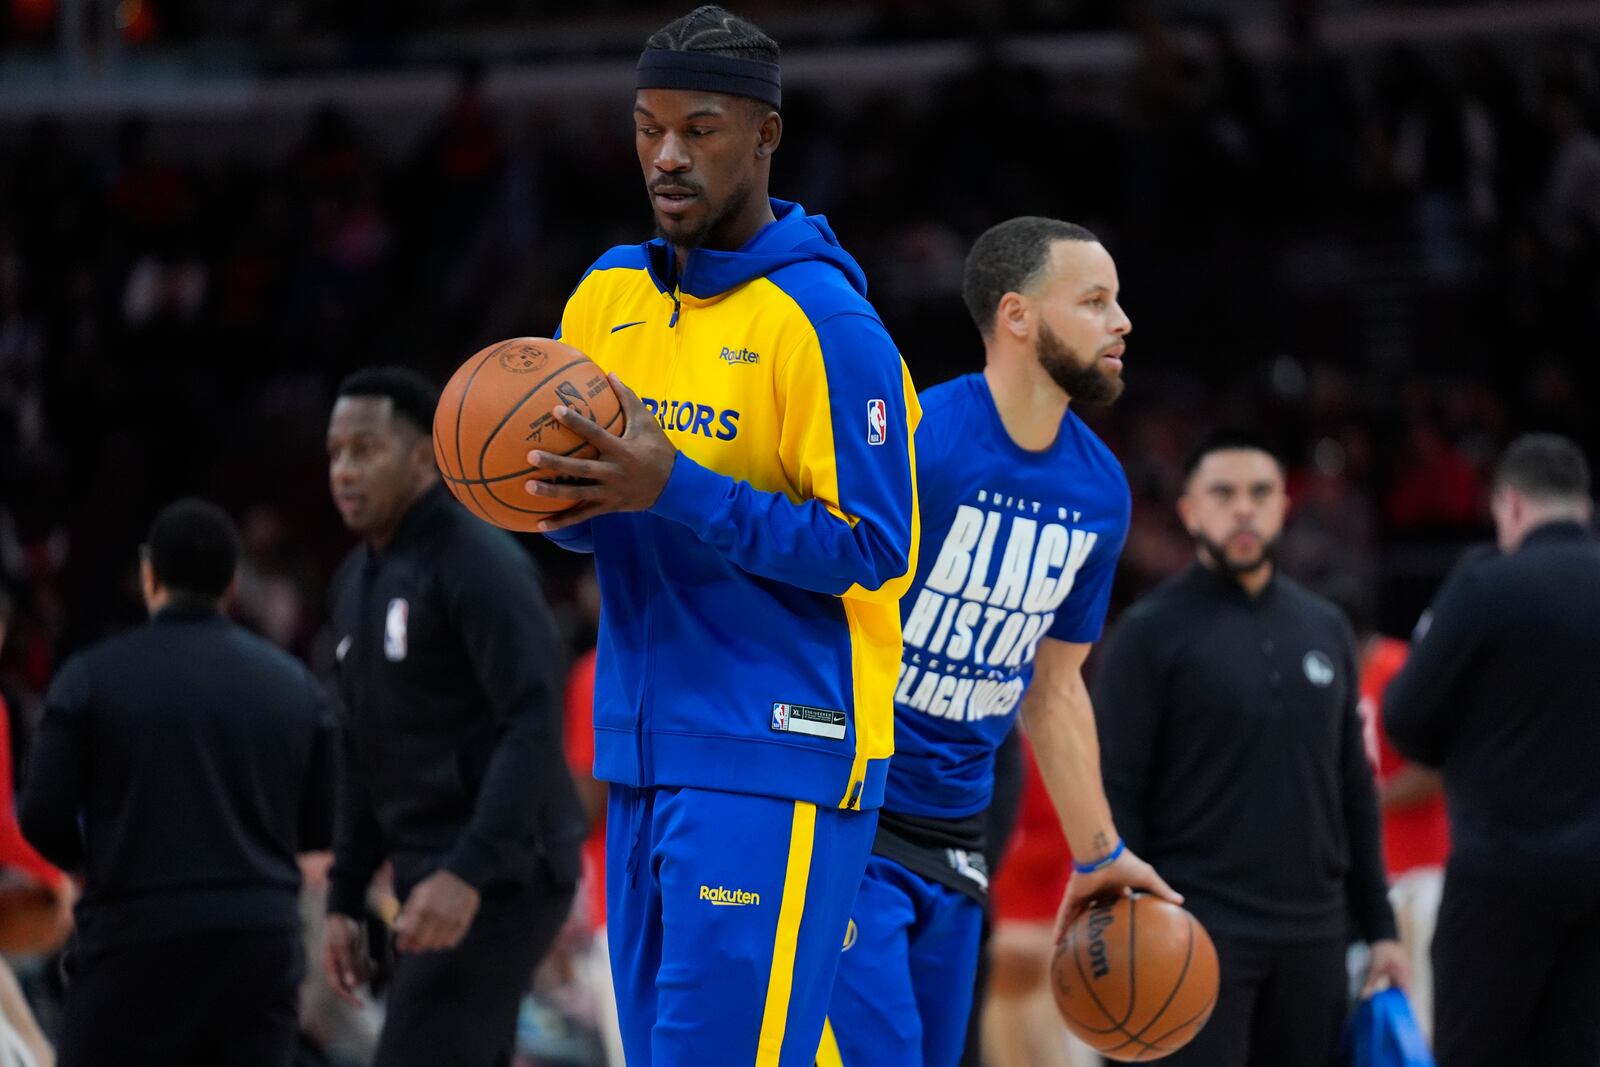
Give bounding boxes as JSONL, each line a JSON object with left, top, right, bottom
{"left": 1052, "top": 894, "right": 1219, "bottom": 1062}
{"left": 433, "top": 337, "right": 623, "bottom": 531}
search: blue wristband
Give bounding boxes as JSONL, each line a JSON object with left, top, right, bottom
{"left": 1073, "top": 838, "right": 1125, "bottom": 875}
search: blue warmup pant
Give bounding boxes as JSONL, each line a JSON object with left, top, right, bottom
{"left": 819, "top": 854, "right": 985, "bottom": 1067}
{"left": 606, "top": 784, "right": 878, "bottom": 1067}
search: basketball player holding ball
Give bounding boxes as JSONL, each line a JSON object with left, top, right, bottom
{"left": 522, "top": 7, "right": 920, "bottom": 1066}
{"left": 821, "top": 218, "right": 1179, "bottom": 1067}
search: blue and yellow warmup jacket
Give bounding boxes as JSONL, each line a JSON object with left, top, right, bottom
{"left": 550, "top": 199, "right": 919, "bottom": 811}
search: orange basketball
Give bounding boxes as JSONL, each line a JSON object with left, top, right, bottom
{"left": 433, "top": 337, "right": 624, "bottom": 531}
{"left": 1052, "top": 894, "right": 1219, "bottom": 1062}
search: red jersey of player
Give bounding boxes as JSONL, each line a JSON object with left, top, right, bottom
{"left": 0, "top": 691, "right": 71, "bottom": 954}
{"left": 1359, "top": 636, "right": 1449, "bottom": 876}
{"left": 563, "top": 648, "right": 606, "bottom": 930}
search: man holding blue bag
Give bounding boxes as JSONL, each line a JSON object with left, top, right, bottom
{"left": 1346, "top": 989, "right": 1435, "bottom": 1067}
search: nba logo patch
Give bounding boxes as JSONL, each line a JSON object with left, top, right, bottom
{"left": 866, "top": 399, "right": 887, "bottom": 446}
{"left": 384, "top": 598, "right": 409, "bottom": 661}
{"left": 770, "top": 701, "right": 848, "bottom": 740}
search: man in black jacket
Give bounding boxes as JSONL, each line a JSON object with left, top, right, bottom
{"left": 20, "top": 498, "right": 335, "bottom": 1067}
{"left": 1093, "top": 430, "right": 1405, "bottom": 1067}
{"left": 1386, "top": 433, "right": 1600, "bottom": 1067}
{"left": 323, "top": 365, "right": 585, "bottom": 1067}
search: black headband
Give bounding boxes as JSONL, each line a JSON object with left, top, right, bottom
{"left": 636, "top": 49, "right": 781, "bottom": 110}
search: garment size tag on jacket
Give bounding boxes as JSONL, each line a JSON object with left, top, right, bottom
{"left": 770, "top": 702, "right": 847, "bottom": 740}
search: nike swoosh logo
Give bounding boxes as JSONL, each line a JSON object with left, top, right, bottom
{"left": 610, "top": 320, "right": 647, "bottom": 333}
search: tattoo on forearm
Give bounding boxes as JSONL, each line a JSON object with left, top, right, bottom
{"left": 1092, "top": 831, "right": 1111, "bottom": 855}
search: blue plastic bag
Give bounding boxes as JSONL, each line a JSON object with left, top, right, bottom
{"left": 1344, "top": 988, "right": 1436, "bottom": 1067}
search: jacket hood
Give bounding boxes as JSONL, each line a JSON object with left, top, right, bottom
{"left": 647, "top": 198, "right": 868, "bottom": 301}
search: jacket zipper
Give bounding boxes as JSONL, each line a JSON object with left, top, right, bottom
{"left": 636, "top": 257, "right": 685, "bottom": 789}
{"left": 638, "top": 285, "right": 681, "bottom": 789}
{"left": 638, "top": 558, "right": 655, "bottom": 789}
{"left": 668, "top": 246, "right": 684, "bottom": 327}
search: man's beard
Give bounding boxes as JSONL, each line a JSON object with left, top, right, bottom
{"left": 1194, "top": 530, "right": 1277, "bottom": 577}
{"left": 656, "top": 208, "right": 715, "bottom": 250}
{"left": 1037, "top": 322, "right": 1124, "bottom": 406}
{"left": 652, "top": 179, "right": 750, "bottom": 251}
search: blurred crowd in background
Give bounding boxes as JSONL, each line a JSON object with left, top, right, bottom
{"left": 1, "top": 0, "right": 1555, "bottom": 55}
{"left": 0, "top": 2, "right": 1598, "bottom": 1060}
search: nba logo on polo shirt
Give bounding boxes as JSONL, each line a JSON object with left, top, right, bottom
{"left": 385, "top": 598, "right": 409, "bottom": 661}
{"left": 867, "top": 399, "right": 886, "bottom": 446}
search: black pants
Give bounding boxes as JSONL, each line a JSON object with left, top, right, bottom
{"left": 1432, "top": 867, "right": 1600, "bottom": 1067}
{"left": 1145, "top": 932, "right": 1348, "bottom": 1067}
{"left": 60, "top": 925, "right": 302, "bottom": 1067}
{"left": 373, "top": 870, "right": 575, "bottom": 1067}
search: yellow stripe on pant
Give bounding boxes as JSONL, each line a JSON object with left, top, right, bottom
{"left": 755, "top": 801, "right": 818, "bottom": 1065}
{"left": 816, "top": 1017, "right": 845, "bottom": 1067}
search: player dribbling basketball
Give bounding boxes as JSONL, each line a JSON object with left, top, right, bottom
{"left": 820, "top": 218, "right": 1177, "bottom": 1067}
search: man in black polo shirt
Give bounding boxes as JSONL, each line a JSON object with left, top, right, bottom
{"left": 1385, "top": 433, "right": 1600, "bottom": 1067}
{"left": 20, "top": 498, "right": 335, "bottom": 1067}
{"left": 323, "top": 366, "right": 585, "bottom": 1067}
{"left": 1092, "top": 430, "right": 1405, "bottom": 1067}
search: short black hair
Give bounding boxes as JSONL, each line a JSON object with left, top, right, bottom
{"left": 646, "top": 5, "right": 780, "bottom": 62}
{"left": 146, "top": 498, "right": 240, "bottom": 600}
{"left": 1182, "top": 428, "right": 1284, "bottom": 484}
{"left": 336, "top": 366, "right": 440, "bottom": 436}
{"left": 962, "top": 217, "right": 1100, "bottom": 339}
{"left": 1494, "top": 433, "right": 1592, "bottom": 502}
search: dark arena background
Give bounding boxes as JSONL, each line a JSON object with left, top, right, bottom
{"left": 0, "top": 1, "right": 1597, "bottom": 1064}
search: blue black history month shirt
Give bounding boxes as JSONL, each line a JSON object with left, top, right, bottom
{"left": 885, "top": 373, "right": 1130, "bottom": 819}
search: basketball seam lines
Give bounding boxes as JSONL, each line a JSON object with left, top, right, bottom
{"left": 1125, "top": 893, "right": 1138, "bottom": 1029}
{"left": 1100, "top": 908, "right": 1203, "bottom": 1055}
{"left": 454, "top": 340, "right": 517, "bottom": 523}
{"left": 1065, "top": 898, "right": 1168, "bottom": 1057}
{"left": 475, "top": 356, "right": 598, "bottom": 516}
{"left": 474, "top": 356, "right": 591, "bottom": 479}
{"left": 483, "top": 474, "right": 570, "bottom": 515}
{"left": 1070, "top": 910, "right": 1129, "bottom": 1038}
{"left": 441, "top": 406, "right": 625, "bottom": 486}
{"left": 433, "top": 421, "right": 455, "bottom": 481}
{"left": 1145, "top": 1001, "right": 1217, "bottom": 1049}
{"left": 1139, "top": 915, "right": 1217, "bottom": 1050}
{"left": 1125, "top": 907, "right": 1195, "bottom": 1044}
